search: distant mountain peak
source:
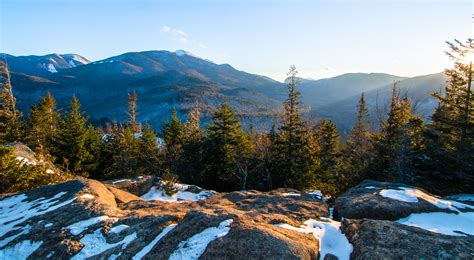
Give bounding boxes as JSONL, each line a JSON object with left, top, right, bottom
{"left": 174, "top": 49, "right": 196, "bottom": 57}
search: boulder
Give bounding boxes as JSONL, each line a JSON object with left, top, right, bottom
{"left": 334, "top": 180, "right": 464, "bottom": 220}
{"left": 341, "top": 218, "right": 474, "bottom": 259}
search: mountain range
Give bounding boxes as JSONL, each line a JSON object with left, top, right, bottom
{"left": 1, "top": 50, "right": 446, "bottom": 133}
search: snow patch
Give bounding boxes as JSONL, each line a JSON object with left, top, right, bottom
{"left": 109, "top": 224, "right": 129, "bottom": 234}
{"left": 44, "top": 223, "right": 53, "bottom": 228}
{"left": 365, "top": 186, "right": 377, "bottom": 189}
{"left": 133, "top": 224, "right": 177, "bottom": 259}
{"left": 72, "top": 229, "right": 137, "bottom": 259}
{"left": 79, "top": 194, "right": 94, "bottom": 200}
{"left": 379, "top": 187, "right": 474, "bottom": 212}
{"left": 0, "top": 240, "right": 43, "bottom": 259}
{"left": 141, "top": 184, "right": 215, "bottom": 203}
{"left": 0, "top": 192, "right": 74, "bottom": 238}
{"left": 15, "top": 156, "right": 36, "bottom": 166}
{"left": 169, "top": 219, "right": 233, "bottom": 260}
{"left": 47, "top": 64, "right": 58, "bottom": 73}
{"left": 282, "top": 192, "right": 301, "bottom": 197}
{"left": 0, "top": 225, "right": 31, "bottom": 248}
{"left": 447, "top": 194, "right": 474, "bottom": 202}
{"left": 396, "top": 212, "right": 474, "bottom": 236}
{"left": 275, "top": 218, "right": 353, "bottom": 260}
{"left": 65, "top": 216, "right": 118, "bottom": 236}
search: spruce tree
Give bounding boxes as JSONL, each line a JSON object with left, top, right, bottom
{"left": 202, "top": 103, "right": 251, "bottom": 191}
{"left": 315, "top": 120, "right": 341, "bottom": 195}
{"left": 54, "top": 96, "right": 99, "bottom": 173}
{"left": 0, "top": 62, "right": 23, "bottom": 143}
{"left": 271, "top": 66, "right": 314, "bottom": 190}
{"left": 343, "top": 93, "right": 372, "bottom": 186}
{"left": 26, "top": 92, "right": 59, "bottom": 156}
{"left": 424, "top": 39, "right": 474, "bottom": 192}
{"left": 162, "top": 109, "right": 185, "bottom": 177}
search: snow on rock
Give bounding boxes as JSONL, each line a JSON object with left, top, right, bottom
{"left": 447, "top": 194, "right": 474, "bottom": 202}
{"left": 282, "top": 192, "right": 301, "bottom": 197}
{"left": 396, "top": 212, "right": 474, "bottom": 236}
{"left": 141, "top": 183, "right": 215, "bottom": 203}
{"left": 169, "top": 219, "right": 233, "bottom": 260}
{"left": 47, "top": 64, "right": 58, "bottom": 73}
{"left": 275, "top": 218, "right": 353, "bottom": 260}
{"left": 0, "top": 192, "right": 74, "bottom": 238}
{"left": 379, "top": 187, "right": 474, "bottom": 212}
{"left": 71, "top": 228, "right": 137, "bottom": 259}
{"left": 109, "top": 224, "right": 130, "bottom": 235}
{"left": 0, "top": 240, "right": 43, "bottom": 259}
{"left": 79, "top": 194, "right": 94, "bottom": 200}
{"left": 365, "top": 186, "right": 377, "bottom": 189}
{"left": 15, "top": 156, "right": 36, "bottom": 166}
{"left": 132, "top": 224, "right": 177, "bottom": 259}
{"left": 65, "top": 216, "right": 118, "bottom": 236}
{"left": 0, "top": 225, "right": 31, "bottom": 248}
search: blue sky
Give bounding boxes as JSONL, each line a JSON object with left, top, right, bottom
{"left": 1, "top": 0, "right": 472, "bottom": 81}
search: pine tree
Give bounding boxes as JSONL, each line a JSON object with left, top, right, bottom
{"left": 423, "top": 39, "right": 474, "bottom": 193}
{"left": 343, "top": 93, "right": 372, "bottom": 186}
{"left": 54, "top": 97, "right": 99, "bottom": 174}
{"left": 271, "top": 66, "right": 314, "bottom": 190}
{"left": 202, "top": 103, "right": 251, "bottom": 191}
{"left": 315, "top": 120, "right": 341, "bottom": 195}
{"left": 184, "top": 101, "right": 203, "bottom": 142}
{"left": 371, "top": 83, "right": 424, "bottom": 183}
{"left": 0, "top": 62, "right": 23, "bottom": 143}
{"left": 162, "top": 109, "right": 185, "bottom": 175}
{"left": 26, "top": 92, "right": 59, "bottom": 156}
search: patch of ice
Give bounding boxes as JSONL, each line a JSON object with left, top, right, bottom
{"left": 275, "top": 218, "right": 352, "bottom": 260}
{"left": 44, "top": 223, "right": 53, "bottom": 228}
{"left": 79, "top": 194, "right": 94, "bottom": 200}
{"left": 0, "top": 192, "right": 74, "bottom": 238}
{"left": 66, "top": 216, "right": 118, "bottom": 236}
{"left": 379, "top": 187, "right": 474, "bottom": 212}
{"left": 169, "top": 219, "right": 233, "bottom": 260}
{"left": 0, "top": 240, "right": 43, "bottom": 259}
{"left": 141, "top": 186, "right": 214, "bottom": 203}
{"left": 133, "top": 224, "right": 177, "bottom": 259}
{"left": 109, "top": 224, "right": 129, "bottom": 234}
{"left": 47, "top": 64, "right": 58, "bottom": 73}
{"left": 396, "top": 212, "right": 474, "bottom": 236}
{"left": 72, "top": 229, "right": 137, "bottom": 259}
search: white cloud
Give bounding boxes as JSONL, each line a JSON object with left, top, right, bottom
{"left": 160, "top": 25, "right": 188, "bottom": 43}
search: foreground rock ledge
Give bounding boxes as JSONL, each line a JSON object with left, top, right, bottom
{"left": 0, "top": 179, "right": 326, "bottom": 259}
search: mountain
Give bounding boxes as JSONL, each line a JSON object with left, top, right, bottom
{"left": 3, "top": 50, "right": 286, "bottom": 129}
{"left": 1, "top": 53, "right": 90, "bottom": 77}
{"left": 2, "top": 50, "right": 447, "bottom": 132}
{"left": 296, "top": 73, "right": 408, "bottom": 108}
{"left": 316, "top": 72, "right": 447, "bottom": 133}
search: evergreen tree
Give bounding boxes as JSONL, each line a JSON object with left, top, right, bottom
{"left": 423, "top": 39, "right": 474, "bottom": 193}
{"left": 314, "top": 120, "right": 341, "bottom": 195}
{"left": 54, "top": 97, "right": 99, "bottom": 173}
{"left": 26, "top": 92, "right": 59, "bottom": 156}
{"left": 370, "top": 83, "right": 424, "bottom": 183}
{"left": 184, "top": 102, "right": 202, "bottom": 142}
{"left": 202, "top": 103, "right": 251, "bottom": 191}
{"left": 271, "top": 66, "right": 314, "bottom": 190}
{"left": 162, "top": 109, "right": 185, "bottom": 175}
{"left": 343, "top": 93, "right": 372, "bottom": 186}
{"left": 0, "top": 62, "right": 23, "bottom": 143}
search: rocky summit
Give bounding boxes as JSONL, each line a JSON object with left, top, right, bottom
{"left": 0, "top": 178, "right": 473, "bottom": 259}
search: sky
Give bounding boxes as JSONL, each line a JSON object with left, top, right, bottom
{"left": 0, "top": 0, "right": 472, "bottom": 81}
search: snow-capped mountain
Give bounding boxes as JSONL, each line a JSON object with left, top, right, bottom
{"left": 0, "top": 53, "right": 90, "bottom": 76}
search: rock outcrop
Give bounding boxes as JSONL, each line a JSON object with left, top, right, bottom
{"left": 334, "top": 180, "right": 463, "bottom": 220}
{"left": 0, "top": 178, "right": 327, "bottom": 259}
{"left": 341, "top": 218, "right": 474, "bottom": 259}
